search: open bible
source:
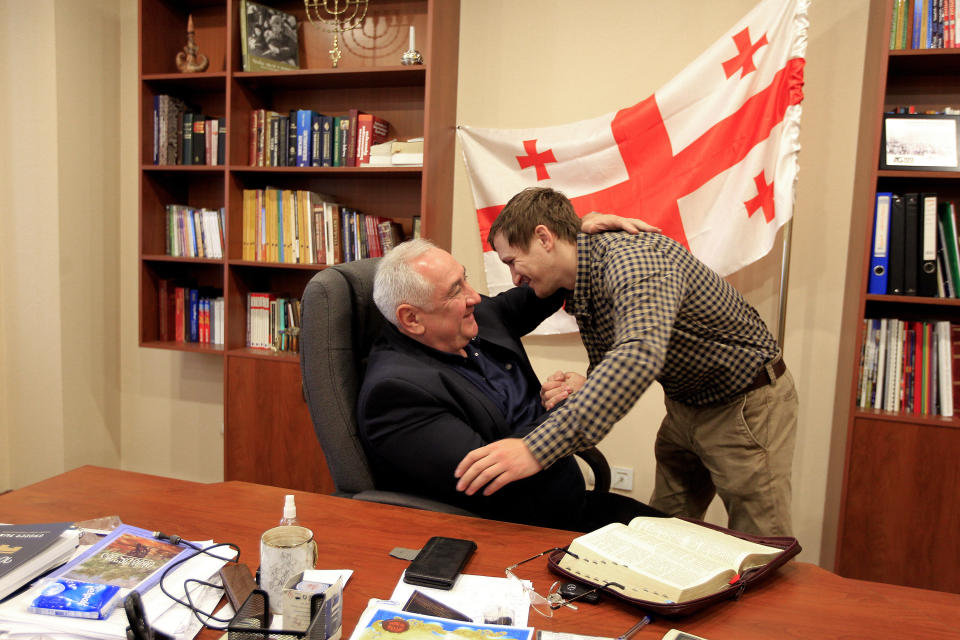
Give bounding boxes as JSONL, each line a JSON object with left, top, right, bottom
{"left": 556, "top": 517, "right": 783, "bottom": 604}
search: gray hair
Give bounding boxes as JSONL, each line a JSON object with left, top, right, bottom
{"left": 373, "top": 238, "right": 438, "bottom": 325}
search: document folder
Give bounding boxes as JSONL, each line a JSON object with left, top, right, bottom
{"left": 869, "top": 192, "right": 892, "bottom": 295}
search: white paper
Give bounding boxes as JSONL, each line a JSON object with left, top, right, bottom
{"left": 390, "top": 572, "right": 532, "bottom": 627}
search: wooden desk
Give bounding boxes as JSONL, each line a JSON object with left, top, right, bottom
{"left": 1, "top": 466, "right": 956, "bottom": 640}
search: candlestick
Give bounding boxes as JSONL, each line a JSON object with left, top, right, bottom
{"left": 401, "top": 23, "right": 423, "bottom": 65}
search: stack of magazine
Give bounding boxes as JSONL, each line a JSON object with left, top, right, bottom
{"left": 0, "top": 523, "right": 233, "bottom": 640}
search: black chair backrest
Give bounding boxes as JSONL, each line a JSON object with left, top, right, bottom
{"left": 299, "top": 258, "right": 384, "bottom": 496}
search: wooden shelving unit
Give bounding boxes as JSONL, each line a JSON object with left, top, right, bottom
{"left": 137, "top": 0, "right": 460, "bottom": 493}
{"left": 835, "top": 0, "right": 960, "bottom": 593}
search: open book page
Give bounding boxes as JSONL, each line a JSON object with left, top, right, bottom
{"left": 626, "top": 517, "right": 782, "bottom": 572}
{"left": 558, "top": 518, "right": 782, "bottom": 603}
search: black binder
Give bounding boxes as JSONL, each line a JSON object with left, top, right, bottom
{"left": 888, "top": 194, "right": 906, "bottom": 295}
{"left": 919, "top": 193, "right": 939, "bottom": 297}
{"left": 903, "top": 192, "right": 919, "bottom": 295}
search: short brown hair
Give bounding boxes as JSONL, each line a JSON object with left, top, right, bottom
{"left": 487, "top": 187, "right": 580, "bottom": 249}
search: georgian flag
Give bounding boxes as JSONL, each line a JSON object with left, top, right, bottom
{"left": 458, "top": 0, "right": 808, "bottom": 334}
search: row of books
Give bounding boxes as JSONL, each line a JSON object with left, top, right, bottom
{"left": 248, "top": 108, "right": 390, "bottom": 168}
{"left": 166, "top": 205, "right": 225, "bottom": 258}
{"left": 867, "top": 192, "right": 960, "bottom": 298}
{"left": 152, "top": 94, "right": 225, "bottom": 166}
{"left": 889, "top": 0, "right": 957, "bottom": 49}
{"left": 241, "top": 188, "right": 405, "bottom": 265}
{"left": 157, "top": 279, "right": 224, "bottom": 345}
{"left": 247, "top": 293, "right": 300, "bottom": 352}
{"left": 856, "top": 318, "right": 957, "bottom": 417}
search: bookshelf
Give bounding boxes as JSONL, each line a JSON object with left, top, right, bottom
{"left": 138, "top": 0, "right": 460, "bottom": 492}
{"left": 835, "top": 0, "right": 960, "bottom": 593}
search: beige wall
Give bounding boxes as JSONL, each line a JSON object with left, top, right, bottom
{"left": 0, "top": 0, "right": 869, "bottom": 569}
{"left": 0, "top": 0, "right": 125, "bottom": 490}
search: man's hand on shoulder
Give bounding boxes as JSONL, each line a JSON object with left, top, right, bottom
{"left": 540, "top": 370, "right": 586, "bottom": 411}
{"left": 454, "top": 439, "right": 542, "bottom": 496}
{"left": 581, "top": 212, "right": 661, "bottom": 235}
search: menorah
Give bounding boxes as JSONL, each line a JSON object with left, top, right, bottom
{"left": 303, "top": 0, "right": 370, "bottom": 68}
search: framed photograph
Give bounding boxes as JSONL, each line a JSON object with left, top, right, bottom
{"left": 880, "top": 113, "right": 960, "bottom": 171}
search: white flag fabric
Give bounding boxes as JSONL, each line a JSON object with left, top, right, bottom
{"left": 459, "top": 0, "right": 808, "bottom": 334}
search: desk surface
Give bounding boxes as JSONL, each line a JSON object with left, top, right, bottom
{"left": 1, "top": 466, "right": 956, "bottom": 640}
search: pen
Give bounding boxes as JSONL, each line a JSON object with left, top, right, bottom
{"left": 617, "top": 615, "right": 652, "bottom": 640}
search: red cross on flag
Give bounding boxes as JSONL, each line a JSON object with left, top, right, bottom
{"left": 459, "top": 0, "right": 808, "bottom": 334}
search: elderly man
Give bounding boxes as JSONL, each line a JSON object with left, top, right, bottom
{"left": 357, "top": 238, "right": 662, "bottom": 530}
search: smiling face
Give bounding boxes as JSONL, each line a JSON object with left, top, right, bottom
{"left": 406, "top": 248, "right": 482, "bottom": 355}
{"left": 492, "top": 226, "right": 574, "bottom": 298}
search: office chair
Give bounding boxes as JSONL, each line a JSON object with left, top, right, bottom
{"left": 299, "top": 258, "right": 611, "bottom": 516}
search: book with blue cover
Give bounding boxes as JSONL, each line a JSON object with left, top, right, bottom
{"left": 42, "top": 524, "right": 189, "bottom": 595}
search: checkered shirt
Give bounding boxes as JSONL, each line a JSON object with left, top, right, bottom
{"left": 523, "top": 231, "right": 780, "bottom": 468}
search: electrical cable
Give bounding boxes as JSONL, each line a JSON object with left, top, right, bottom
{"left": 151, "top": 532, "right": 242, "bottom": 631}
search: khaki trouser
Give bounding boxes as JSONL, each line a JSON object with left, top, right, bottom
{"left": 650, "top": 370, "right": 798, "bottom": 537}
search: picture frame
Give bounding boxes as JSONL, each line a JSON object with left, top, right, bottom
{"left": 880, "top": 113, "right": 960, "bottom": 171}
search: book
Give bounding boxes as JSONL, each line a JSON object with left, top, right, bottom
{"left": 337, "top": 116, "right": 351, "bottom": 166}
{"left": 240, "top": 0, "right": 300, "bottom": 72}
{"left": 356, "top": 113, "right": 391, "bottom": 165}
{"left": 556, "top": 517, "right": 782, "bottom": 604}
{"left": 345, "top": 108, "right": 364, "bottom": 167}
{"left": 0, "top": 523, "right": 79, "bottom": 601}
{"left": 349, "top": 607, "right": 533, "bottom": 640}
{"left": 391, "top": 138, "right": 425, "bottom": 165}
{"left": 43, "top": 524, "right": 188, "bottom": 595}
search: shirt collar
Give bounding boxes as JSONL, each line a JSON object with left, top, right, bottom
{"left": 565, "top": 232, "right": 593, "bottom": 318}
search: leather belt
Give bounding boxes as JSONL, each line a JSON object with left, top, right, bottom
{"left": 742, "top": 358, "right": 787, "bottom": 394}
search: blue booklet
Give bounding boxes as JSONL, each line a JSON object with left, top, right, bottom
{"left": 349, "top": 607, "right": 534, "bottom": 640}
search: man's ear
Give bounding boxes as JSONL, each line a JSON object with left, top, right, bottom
{"left": 534, "top": 224, "right": 555, "bottom": 251}
{"left": 396, "top": 304, "right": 425, "bottom": 336}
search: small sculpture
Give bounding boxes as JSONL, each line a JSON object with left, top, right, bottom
{"left": 176, "top": 14, "right": 210, "bottom": 73}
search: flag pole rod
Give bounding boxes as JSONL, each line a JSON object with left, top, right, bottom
{"left": 777, "top": 217, "right": 794, "bottom": 349}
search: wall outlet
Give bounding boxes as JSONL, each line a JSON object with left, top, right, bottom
{"left": 611, "top": 466, "right": 633, "bottom": 491}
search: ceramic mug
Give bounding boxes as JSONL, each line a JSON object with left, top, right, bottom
{"left": 259, "top": 525, "right": 318, "bottom": 613}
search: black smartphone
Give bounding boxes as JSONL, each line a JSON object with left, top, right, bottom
{"left": 402, "top": 536, "right": 477, "bottom": 590}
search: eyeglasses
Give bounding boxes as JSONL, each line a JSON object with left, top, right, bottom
{"left": 505, "top": 547, "right": 623, "bottom": 618}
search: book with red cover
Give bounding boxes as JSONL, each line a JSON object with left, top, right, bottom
{"left": 345, "top": 108, "right": 366, "bottom": 167}
{"left": 158, "top": 279, "right": 177, "bottom": 342}
{"left": 356, "top": 113, "right": 391, "bottom": 165}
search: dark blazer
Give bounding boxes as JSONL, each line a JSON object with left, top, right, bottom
{"left": 356, "top": 286, "right": 590, "bottom": 529}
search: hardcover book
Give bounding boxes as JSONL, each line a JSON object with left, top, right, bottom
{"left": 240, "top": 0, "right": 300, "bottom": 72}
{"left": 0, "top": 523, "right": 79, "bottom": 601}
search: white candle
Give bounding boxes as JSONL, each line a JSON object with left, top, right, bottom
{"left": 409, "top": 26, "right": 415, "bottom": 51}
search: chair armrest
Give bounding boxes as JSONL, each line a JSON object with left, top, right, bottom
{"left": 352, "top": 490, "right": 479, "bottom": 517}
{"left": 576, "top": 447, "right": 611, "bottom": 493}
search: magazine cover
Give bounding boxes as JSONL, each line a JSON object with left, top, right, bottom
{"left": 44, "top": 524, "right": 189, "bottom": 593}
{"left": 350, "top": 607, "right": 534, "bottom": 640}
{"left": 240, "top": 0, "right": 300, "bottom": 72}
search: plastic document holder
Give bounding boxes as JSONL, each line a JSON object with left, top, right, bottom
{"left": 546, "top": 518, "right": 801, "bottom": 618}
{"left": 227, "top": 589, "right": 333, "bottom": 640}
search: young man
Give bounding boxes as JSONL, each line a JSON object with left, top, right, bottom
{"left": 358, "top": 239, "right": 663, "bottom": 531}
{"left": 454, "top": 187, "right": 798, "bottom": 537}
